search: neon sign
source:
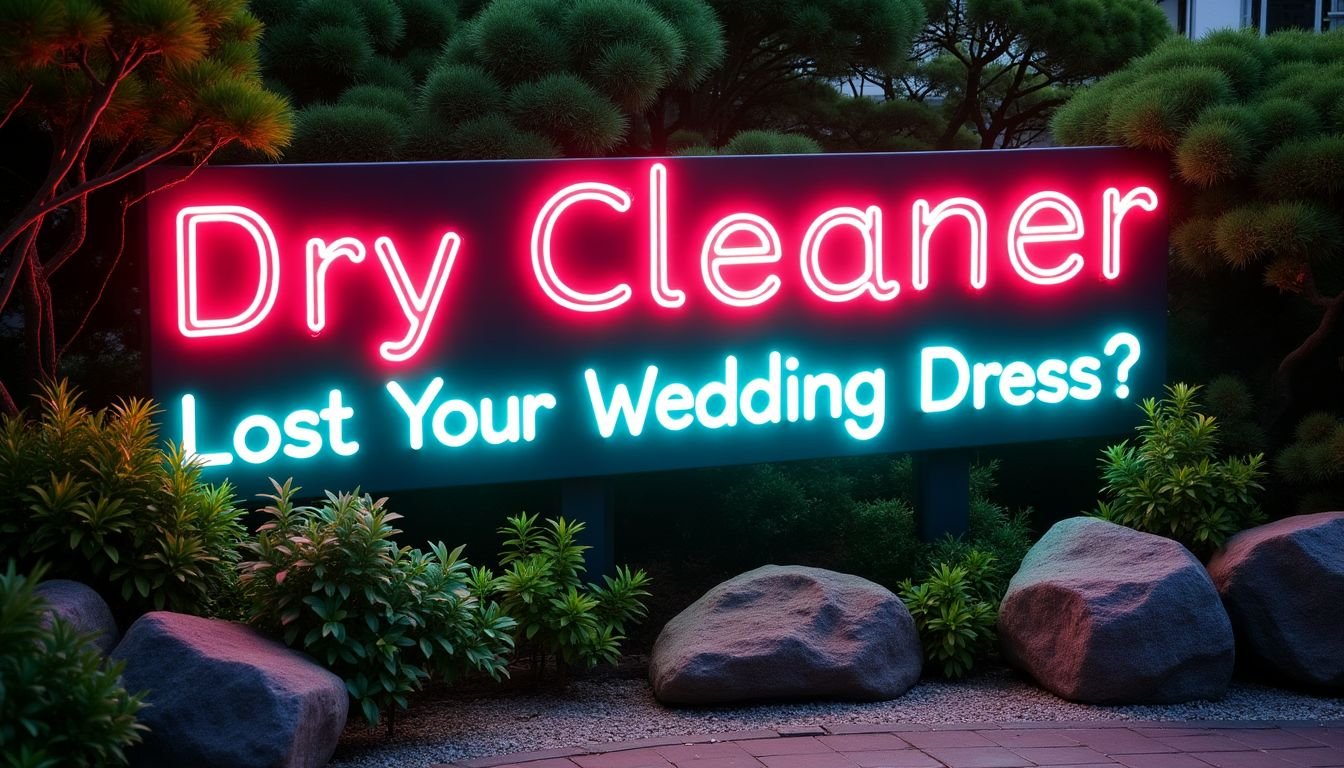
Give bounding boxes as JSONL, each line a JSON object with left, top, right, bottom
{"left": 145, "top": 148, "right": 1167, "bottom": 492}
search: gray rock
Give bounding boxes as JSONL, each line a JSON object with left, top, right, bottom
{"left": 999, "top": 517, "right": 1234, "bottom": 704}
{"left": 1206, "top": 511, "right": 1344, "bottom": 691}
{"left": 649, "top": 564, "right": 922, "bottom": 705}
{"left": 111, "top": 612, "right": 348, "bottom": 768}
{"left": 34, "top": 579, "right": 117, "bottom": 655}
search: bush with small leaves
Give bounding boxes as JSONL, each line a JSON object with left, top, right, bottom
{"left": 490, "top": 513, "right": 651, "bottom": 677}
{"left": 0, "top": 382, "right": 245, "bottom": 619}
{"left": 238, "top": 481, "right": 516, "bottom": 726}
{"left": 1, "top": 562, "right": 146, "bottom": 767}
{"left": 712, "top": 456, "right": 1032, "bottom": 592}
{"left": 1093, "top": 383, "right": 1266, "bottom": 559}
{"left": 898, "top": 551, "right": 999, "bottom": 679}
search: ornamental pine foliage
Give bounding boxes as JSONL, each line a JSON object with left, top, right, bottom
{"left": 829, "top": 0, "right": 1169, "bottom": 150}
{"left": 262, "top": 0, "right": 725, "bottom": 160}
{"left": 686, "top": 0, "right": 922, "bottom": 147}
{"left": 0, "top": 0, "right": 292, "bottom": 412}
{"left": 424, "top": 0, "right": 722, "bottom": 157}
{"left": 1053, "top": 30, "right": 1344, "bottom": 395}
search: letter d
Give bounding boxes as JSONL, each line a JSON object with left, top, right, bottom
{"left": 921, "top": 346, "right": 970, "bottom": 413}
{"left": 177, "top": 205, "right": 280, "bottom": 337}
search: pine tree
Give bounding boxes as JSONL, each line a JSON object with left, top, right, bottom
{"left": 684, "top": 0, "right": 925, "bottom": 148}
{"left": 0, "top": 0, "right": 293, "bottom": 414}
{"left": 1053, "top": 29, "right": 1344, "bottom": 402}
{"left": 859, "top": 0, "right": 1171, "bottom": 149}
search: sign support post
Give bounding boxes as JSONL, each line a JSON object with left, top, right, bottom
{"left": 914, "top": 450, "right": 971, "bottom": 542}
{"left": 562, "top": 479, "right": 615, "bottom": 577}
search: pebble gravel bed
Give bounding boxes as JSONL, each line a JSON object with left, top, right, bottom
{"left": 329, "top": 667, "right": 1344, "bottom": 768}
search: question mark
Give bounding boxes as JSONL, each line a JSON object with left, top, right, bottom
{"left": 1104, "top": 332, "right": 1141, "bottom": 399}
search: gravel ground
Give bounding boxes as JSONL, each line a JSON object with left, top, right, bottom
{"left": 329, "top": 666, "right": 1344, "bottom": 768}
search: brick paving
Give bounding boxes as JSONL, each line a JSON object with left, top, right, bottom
{"left": 435, "top": 722, "right": 1344, "bottom": 768}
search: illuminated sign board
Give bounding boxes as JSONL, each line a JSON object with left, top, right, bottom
{"left": 144, "top": 149, "right": 1167, "bottom": 492}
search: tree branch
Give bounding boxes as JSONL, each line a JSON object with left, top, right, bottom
{"left": 60, "top": 196, "right": 132, "bottom": 361}
{"left": 126, "top": 141, "right": 222, "bottom": 208}
{"left": 0, "top": 131, "right": 194, "bottom": 264}
{"left": 42, "top": 196, "right": 89, "bottom": 275}
{"left": 1278, "top": 291, "right": 1344, "bottom": 389}
{"left": 0, "top": 224, "right": 40, "bottom": 322}
{"left": 0, "top": 83, "right": 33, "bottom": 132}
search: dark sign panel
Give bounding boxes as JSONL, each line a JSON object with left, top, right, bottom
{"left": 144, "top": 148, "right": 1167, "bottom": 493}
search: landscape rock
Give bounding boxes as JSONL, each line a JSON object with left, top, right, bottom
{"left": 111, "top": 612, "right": 348, "bottom": 768}
{"left": 649, "top": 564, "right": 922, "bottom": 705}
{"left": 1207, "top": 511, "right": 1344, "bottom": 690}
{"left": 999, "top": 517, "right": 1234, "bottom": 704}
{"left": 34, "top": 579, "right": 118, "bottom": 655}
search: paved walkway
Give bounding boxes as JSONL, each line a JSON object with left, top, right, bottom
{"left": 437, "top": 721, "right": 1344, "bottom": 768}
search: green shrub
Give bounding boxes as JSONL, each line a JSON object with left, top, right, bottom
{"left": 507, "top": 73, "right": 628, "bottom": 155}
{"left": 1, "top": 562, "right": 145, "bottom": 767}
{"left": 1275, "top": 411, "right": 1344, "bottom": 512}
{"left": 340, "top": 83, "right": 415, "bottom": 117}
{"left": 419, "top": 63, "right": 506, "bottom": 127}
{"left": 238, "top": 481, "right": 516, "bottom": 727}
{"left": 287, "top": 104, "right": 407, "bottom": 162}
{"left": 1094, "top": 383, "right": 1266, "bottom": 558}
{"left": 898, "top": 550, "right": 999, "bottom": 679}
{"left": 491, "top": 513, "right": 650, "bottom": 676}
{"left": 723, "top": 130, "right": 823, "bottom": 155}
{"left": 0, "top": 382, "right": 244, "bottom": 618}
{"left": 1203, "top": 375, "right": 1268, "bottom": 455}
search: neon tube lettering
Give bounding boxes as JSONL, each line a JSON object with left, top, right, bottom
{"left": 282, "top": 410, "right": 322, "bottom": 459}
{"left": 1007, "top": 192, "right": 1085, "bottom": 285}
{"left": 1103, "top": 187, "right": 1159, "bottom": 280}
{"left": 801, "top": 206, "right": 899, "bottom": 302}
{"left": 532, "top": 182, "right": 633, "bottom": 312}
{"left": 176, "top": 205, "right": 279, "bottom": 337}
{"left": 374, "top": 233, "right": 461, "bottom": 362}
{"left": 911, "top": 198, "right": 988, "bottom": 290}
{"left": 234, "top": 414, "right": 282, "bottom": 464}
{"left": 921, "top": 347, "right": 971, "bottom": 413}
{"left": 180, "top": 394, "right": 233, "bottom": 466}
{"left": 585, "top": 366, "right": 659, "bottom": 438}
{"left": 306, "top": 237, "right": 366, "bottom": 334}
{"left": 843, "top": 370, "right": 885, "bottom": 441}
{"left": 701, "top": 213, "right": 783, "bottom": 307}
{"left": 649, "top": 163, "right": 684, "bottom": 308}
{"left": 387, "top": 378, "right": 444, "bottom": 450}
{"left": 432, "top": 399, "right": 479, "bottom": 447}
{"left": 319, "top": 389, "right": 359, "bottom": 456}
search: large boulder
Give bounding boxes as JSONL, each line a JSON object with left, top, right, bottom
{"left": 34, "top": 579, "right": 117, "bottom": 655}
{"left": 111, "top": 612, "right": 348, "bottom": 768}
{"left": 999, "top": 517, "right": 1234, "bottom": 704}
{"left": 1206, "top": 511, "right": 1344, "bottom": 690}
{"left": 649, "top": 564, "right": 921, "bottom": 704}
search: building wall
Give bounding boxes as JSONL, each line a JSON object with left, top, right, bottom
{"left": 1157, "top": 0, "right": 1324, "bottom": 37}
